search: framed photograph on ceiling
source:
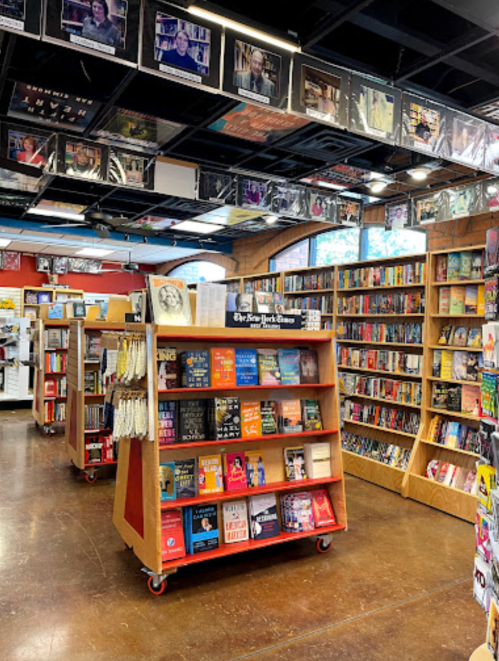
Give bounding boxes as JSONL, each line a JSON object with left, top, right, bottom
{"left": 350, "top": 75, "right": 402, "bottom": 144}
{"left": 54, "top": 135, "right": 108, "bottom": 182}
{"left": 140, "top": 1, "right": 222, "bottom": 92}
{"left": 446, "top": 111, "right": 486, "bottom": 169}
{"left": 337, "top": 199, "right": 363, "bottom": 227}
{"left": 401, "top": 93, "right": 450, "bottom": 157}
{"left": 478, "top": 178, "right": 499, "bottom": 213}
{"left": 385, "top": 200, "right": 412, "bottom": 230}
{"left": 0, "top": 0, "right": 42, "bottom": 38}
{"left": 3, "top": 252, "right": 21, "bottom": 271}
{"left": 36, "top": 255, "right": 52, "bottom": 273}
{"left": 290, "top": 53, "right": 350, "bottom": 129}
{"left": 446, "top": 184, "right": 477, "bottom": 219}
{"left": 307, "top": 189, "right": 336, "bottom": 223}
{"left": 271, "top": 183, "right": 308, "bottom": 220}
{"left": 198, "top": 170, "right": 237, "bottom": 205}
{"left": 414, "top": 193, "right": 442, "bottom": 225}
{"left": 44, "top": 0, "right": 141, "bottom": 64}
{"left": 237, "top": 175, "right": 271, "bottom": 210}
{"left": 1, "top": 123, "right": 50, "bottom": 170}
{"left": 107, "top": 148, "right": 154, "bottom": 189}
{"left": 222, "top": 28, "right": 291, "bottom": 111}
{"left": 484, "top": 124, "right": 499, "bottom": 175}
{"left": 52, "top": 256, "right": 69, "bottom": 274}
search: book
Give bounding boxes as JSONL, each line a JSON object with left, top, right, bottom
{"left": 471, "top": 251, "right": 483, "bottom": 280}
{"left": 461, "top": 384, "right": 480, "bottom": 416}
{"left": 240, "top": 401, "right": 262, "bottom": 438}
{"left": 311, "top": 489, "right": 336, "bottom": 527}
{"left": 446, "top": 385, "right": 461, "bottom": 412}
{"left": 301, "top": 400, "right": 323, "bottom": 431}
{"left": 234, "top": 348, "right": 258, "bottom": 386}
{"left": 438, "top": 325, "right": 453, "bottom": 345}
{"left": 161, "top": 510, "right": 186, "bottom": 561}
{"left": 38, "top": 291, "right": 51, "bottom": 304}
{"left": 227, "top": 292, "right": 253, "bottom": 312}
{"left": 487, "top": 597, "right": 499, "bottom": 658}
{"left": 277, "top": 349, "right": 301, "bottom": 385}
{"left": 452, "top": 352, "right": 467, "bottom": 381}
{"left": 447, "top": 252, "right": 460, "bottom": 281}
{"left": 438, "top": 287, "right": 450, "bottom": 314}
{"left": 464, "top": 285, "right": 478, "bottom": 314}
{"left": 459, "top": 251, "right": 472, "bottom": 280}
{"left": 198, "top": 455, "right": 223, "bottom": 495}
{"left": 257, "top": 349, "right": 281, "bottom": 386}
{"left": 467, "top": 327, "right": 482, "bottom": 348}
{"left": 304, "top": 443, "right": 332, "bottom": 479}
{"left": 278, "top": 399, "right": 303, "bottom": 433}
{"left": 451, "top": 326, "right": 468, "bottom": 346}
{"left": 157, "top": 347, "right": 178, "bottom": 390}
{"left": 485, "top": 276, "right": 499, "bottom": 320}
{"left": 260, "top": 400, "right": 278, "bottom": 435}
{"left": 147, "top": 275, "right": 192, "bottom": 326}
{"left": 185, "top": 504, "right": 219, "bottom": 554}
{"left": 449, "top": 286, "right": 465, "bottom": 314}
{"left": 211, "top": 348, "right": 236, "bottom": 389}
{"left": 208, "top": 397, "right": 241, "bottom": 440}
{"left": 158, "top": 401, "right": 177, "bottom": 445}
{"left": 435, "top": 254, "right": 447, "bottom": 282}
{"left": 441, "top": 350, "right": 453, "bottom": 379}
{"left": 249, "top": 493, "right": 280, "bottom": 540}
{"left": 159, "top": 462, "right": 176, "bottom": 501}
{"left": 180, "top": 350, "right": 210, "bottom": 388}
{"left": 478, "top": 285, "right": 485, "bottom": 315}
{"left": 299, "top": 349, "right": 319, "bottom": 384}
{"left": 431, "top": 382, "right": 448, "bottom": 409}
{"left": 70, "top": 301, "right": 86, "bottom": 318}
{"left": 284, "top": 446, "right": 307, "bottom": 480}
{"left": 223, "top": 452, "right": 247, "bottom": 490}
{"left": 432, "top": 349, "right": 442, "bottom": 377}
{"left": 48, "top": 303, "right": 64, "bottom": 319}
{"left": 178, "top": 399, "right": 208, "bottom": 443}
{"left": 254, "top": 291, "right": 274, "bottom": 313}
{"left": 245, "top": 449, "right": 266, "bottom": 487}
{"left": 486, "top": 227, "right": 499, "bottom": 274}
{"left": 223, "top": 500, "right": 249, "bottom": 543}
{"left": 44, "top": 379, "right": 56, "bottom": 397}
{"left": 174, "top": 459, "right": 196, "bottom": 498}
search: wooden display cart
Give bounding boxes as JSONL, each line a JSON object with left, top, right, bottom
{"left": 22, "top": 286, "right": 84, "bottom": 318}
{"left": 334, "top": 254, "right": 428, "bottom": 493}
{"left": 402, "top": 246, "right": 484, "bottom": 522}
{"left": 65, "top": 320, "right": 125, "bottom": 482}
{"left": 113, "top": 325, "right": 346, "bottom": 594}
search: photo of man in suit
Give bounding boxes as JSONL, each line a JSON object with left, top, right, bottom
{"left": 234, "top": 48, "right": 276, "bottom": 97}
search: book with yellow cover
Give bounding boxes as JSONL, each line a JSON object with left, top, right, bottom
{"left": 440, "top": 350, "right": 454, "bottom": 379}
{"left": 198, "top": 455, "right": 224, "bottom": 495}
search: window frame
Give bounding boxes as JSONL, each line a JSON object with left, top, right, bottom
{"left": 166, "top": 259, "right": 227, "bottom": 283}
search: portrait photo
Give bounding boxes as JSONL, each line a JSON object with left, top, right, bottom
{"left": 65, "top": 142, "right": 102, "bottom": 180}
{"left": 359, "top": 84, "right": 394, "bottom": 135}
{"left": 8, "top": 130, "right": 47, "bottom": 167}
{"left": 36, "top": 255, "right": 52, "bottom": 273}
{"left": 233, "top": 40, "right": 281, "bottom": 99}
{"left": 0, "top": 0, "right": 25, "bottom": 20}
{"left": 449, "top": 186, "right": 475, "bottom": 218}
{"left": 159, "top": 283, "right": 184, "bottom": 316}
{"left": 155, "top": 12, "right": 210, "bottom": 75}
{"left": 52, "top": 256, "right": 68, "bottom": 274}
{"left": 416, "top": 196, "right": 439, "bottom": 224}
{"left": 301, "top": 64, "right": 341, "bottom": 122}
{"left": 108, "top": 150, "right": 149, "bottom": 187}
{"left": 241, "top": 178, "right": 267, "bottom": 208}
{"left": 273, "top": 185, "right": 305, "bottom": 218}
{"left": 386, "top": 201, "right": 410, "bottom": 229}
{"left": 485, "top": 127, "right": 499, "bottom": 174}
{"left": 339, "top": 200, "right": 362, "bottom": 226}
{"left": 95, "top": 107, "right": 181, "bottom": 151}
{"left": 61, "top": 0, "right": 127, "bottom": 49}
{"left": 309, "top": 191, "right": 329, "bottom": 222}
{"left": 199, "top": 171, "right": 236, "bottom": 204}
{"left": 451, "top": 115, "right": 485, "bottom": 167}
{"left": 409, "top": 102, "right": 440, "bottom": 150}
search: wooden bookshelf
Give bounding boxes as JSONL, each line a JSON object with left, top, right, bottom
{"left": 401, "top": 245, "right": 485, "bottom": 522}
{"left": 22, "top": 287, "right": 84, "bottom": 318}
{"left": 113, "top": 325, "right": 346, "bottom": 593}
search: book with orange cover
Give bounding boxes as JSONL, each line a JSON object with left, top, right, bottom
{"left": 240, "top": 401, "right": 262, "bottom": 438}
{"left": 211, "top": 348, "right": 237, "bottom": 388}
{"left": 278, "top": 399, "right": 303, "bottom": 434}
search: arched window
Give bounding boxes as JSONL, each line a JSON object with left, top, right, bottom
{"left": 315, "top": 228, "right": 361, "bottom": 266}
{"left": 271, "top": 239, "right": 310, "bottom": 271}
{"left": 362, "top": 227, "right": 427, "bottom": 260}
{"left": 168, "top": 260, "right": 226, "bottom": 283}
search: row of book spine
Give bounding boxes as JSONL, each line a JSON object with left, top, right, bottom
{"left": 285, "top": 295, "right": 333, "bottom": 313}
{"left": 427, "top": 415, "right": 479, "bottom": 453}
{"left": 340, "top": 372, "right": 422, "bottom": 406}
{"left": 44, "top": 329, "right": 69, "bottom": 348}
{"left": 342, "top": 432, "right": 411, "bottom": 470}
{"left": 283, "top": 272, "right": 333, "bottom": 292}
{"left": 336, "top": 321, "right": 423, "bottom": 344}
{"left": 84, "top": 404, "right": 104, "bottom": 430}
{"left": 243, "top": 277, "right": 281, "bottom": 293}
{"left": 45, "top": 353, "right": 67, "bottom": 373}
{"left": 338, "top": 261, "right": 426, "bottom": 290}
{"left": 344, "top": 400, "right": 420, "bottom": 434}
{"left": 337, "top": 291, "right": 424, "bottom": 315}
{"left": 45, "top": 401, "right": 65, "bottom": 423}
{"left": 339, "top": 347, "right": 422, "bottom": 376}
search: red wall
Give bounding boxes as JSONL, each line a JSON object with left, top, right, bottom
{"left": 0, "top": 254, "right": 155, "bottom": 293}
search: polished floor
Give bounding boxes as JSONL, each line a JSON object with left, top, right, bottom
{"left": 0, "top": 410, "right": 485, "bottom": 661}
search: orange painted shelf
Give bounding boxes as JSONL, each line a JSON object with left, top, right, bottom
{"left": 159, "top": 429, "right": 338, "bottom": 451}
{"left": 158, "top": 383, "right": 334, "bottom": 395}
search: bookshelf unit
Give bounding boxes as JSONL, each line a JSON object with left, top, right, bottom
{"left": 113, "top": 325, "right": 346, "bottom": 594}
{"left": 22, "top": 287, "right": 84, "bottom": 319}
{"left": 402, "top": 245, "right": 485, "bottom": 522}
{"left": 65, "top": 320, "right": 125, "bottom": 483}
{"left": 335, "top": 253, "right": 428, "bottom": 493}
{"left": 283, "top": 264, "right": 335, "bottom": 330}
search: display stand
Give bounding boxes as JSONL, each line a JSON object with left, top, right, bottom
{"left": 65, "top": 320, "right": 125, "bottom": 483}
{"left": 22, "top": 287, "right": 84, "bottom": 318}
{"left": 0, "top": 317, "right": 31, "bottom": 402}
{"left": 402, "top": 246, "right": 484, "bottom": 522}
{"left": 113, "top": 325, "right": 346, "bottom": 594}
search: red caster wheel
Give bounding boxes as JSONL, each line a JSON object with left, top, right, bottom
{"left": 317, "top": 538, "right": 332, "bottom": 554}
{"left": 85, "top": 472, "right": 97, "bottom": 484}
{"left": 148, "top": 576, "right": 167, "bottom": 595}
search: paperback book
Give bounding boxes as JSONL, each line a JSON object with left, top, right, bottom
{"left": 249, "top": 493, "right": 280, "bottom": 540}
{"left": 235, "top": 348, "right": 258, "bottom": 386}
{"left": 245, "top": 450, "right": 266, "bottom": 487}
{"left": 257, "top": 349, "right": 281, "bottom": 386}
{"left": 240, "top": 401, "right": 262, "bottom": 438}
{"left": 178, "top": 400, "right": 208, "bottom": 443}
{"left": 284, "top": 446, "right": 307, "bottom": 480}
{"left": 174, "top": 459, "right": 196, "bottom": 498}
{"left": 198, "top": 455, "right": 223, "bottom": 495}
{"left": 278, "top": 399, "right": 303, "bottom": 433}
{"left": 158, "top": 401, "right": 177, "bottom": 445}
{"left": 299, "top": 349, "right": 319, "bottom": 384}
{"left": 277, "top": 349, "right": 301, "bottom": 385}
{"left": 261, "top": 400, "right": 278, "bottom": 435}
{"left": 223, "top": 452, "right": 247, "bottom": 490}
{"left": 223, "top": 500, "right": 249, "bottom": 544}
{"left": 211, "top": 348, "right": 237, "bottom": 388}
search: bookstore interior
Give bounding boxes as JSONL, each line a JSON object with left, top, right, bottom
{"left": 5, "top": 1, "right": 499, "bottom": 660}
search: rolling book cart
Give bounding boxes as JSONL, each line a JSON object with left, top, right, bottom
{"left": 113, "top": 325, "right": 346, "bottom": 595}
{"left": 402, "top": 246, "right": 485, "bottom": 522}
{"left": 65, "top": 320, "right": 125, "bottom": 483}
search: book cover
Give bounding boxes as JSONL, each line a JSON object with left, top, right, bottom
{"left": 447, "top": 252, "right": 460, "bottom": 281}
{"left": 174, "top": 458, "right": 196, "bottom": 498}
{"left": 471, "top": 251, "right": 483, "bottom": 280}
{"left": 311, "top": 489, "right": 337, "bottom": 527}
{"left": 437, "top": 461, "right": 450, "bottom": 483}
{"left": 452, "top": 352, "right": 467, "bottom": 381}
{"left": 157, "top": 347, "right": 178, "bottom": 390}
{"left": 277, "top": 349, "right": 301, "bottom": 385}
{"left": 466, "top": 352, "right": 479, "bottom": 381}
{"left": 198, "top": 455, "right": 224, "bottom": 495}
{"left": 72, "top": 301, "right": 86, "bottom": 318}
{"left": 209, "top": 397, "right": 241, "bottom": 440}
{"left": 227, "top": 292, "right": 253, "bottom": 312}
{"left": 158, "top": 401, "right": 177, "bottom": 445}
{"left": 451, "top": 326, "right": 468, "bottom": 346}
{"left": 485, "top": 276, "right": 499, "bottom": 320}
{"left": 235, "top": 348, "right": 258, "bottom": 386}
{"left": 467, "top": 328, "right": 482, "bottom": 348}
{"left": 302, "top": 399, "right": 323, "bottom": 431}
{"left": 438, "top": 287, "right": 450, "bottom": 314}
{"left": 44, "top": 379, "right": 56, "bottom": 397}
{"left": 459, "top": 251, "right": 472, "bottom": 280}
{"left": 245, "top": 449, "right": 266, "bottom": 487}
{"left": 240, "top": 401, "right": 262, "bottom": 438}
{"left": 180, "top": 350, "right": 210, "bottom": 388}
{"left": 257, "top": 349, "right": 281, "bottom": 386}
{"left": 486, "top": 227, "right": 499, "bottom": 274}
{"left": 178, "top": 399, "right": 208, "bottom": 443}
{"left": 478, "top": 284, "right": 485, "bottom": 315}
{"left": 441, "top": 350, "right": 453, "bottom": 379}
{"left": 48, "top": 303, "right": 64, "bottom": 319}
{"left": 464, "top": 285, "right": 478, "bottom": 314}
{"left": 223, "top": 451, "right": 247, "bottom": 490}
{"left": 449, "top": 286, "right": 465, "bottom": 314}
{"left": 147, "top": 275, "right": 192, "bottom": 326}
{"left": 278, "top": 399, "right": 303, "bottom": 433}
{"left": 161, "top": 510, "right": 185, "bottom": 562}
{"left": 223, "top": 500, "right": 249, "bottom": 543}
{"left": 249, "top": 493, "right": 280, "bottom": 540}
{"left": 435, "top": 254, "right": 447, "bottom": 282}
{"left": 431, "top": 382, "right": 448, "bottom": 409}
{"left": 38, "top": 291, "right": 51, "bottom": 304}
{"left": 159, "top": 462, "right": 176, "bottom": 501}
{"left": 254, "top": 291, "right": 274, "bottom": 313}
{"left": 211, "top": 348, "right": 237, "bottom": 389}
{"left": 432, "top": 349, "right": 442, "bottom": 377}
{"left": 446, "top": 385, "right": 462, "bottom": 411}
{"left": 487, "top": 597, "right": 499, "bottom": 658}
{"left": 284, "top": 446, "right": 307, "bottom": 480}
{"left": 260, "top": 400, "right": 278, "bottom": 435}
{"left": 438, "top": 325, "right": 453, "bottom": 345}
{"left": 462, "top": 384, "right": 480, "bottom": 416}
{"left": 304, "top": 442, "right": 332, "bottom": 479}
{"left": 299, "top": 349, "right": 319, "bottom": 384}
{"left": 188, "top": 504, "right": 219, "bottom": 554}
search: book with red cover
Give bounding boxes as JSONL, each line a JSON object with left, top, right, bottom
{"left": 311, "top": 489, "right": 337, "bottom": 527}
{"left": 211, "top": 348, "right": 237, "bottom": 388}
{"left": 44, "top": 379, "right": 56, "bottom": 397}
{"left": 161, "top": 510, "right": 186, "bottom": 561}
{"left": 223, "top": 452, "right": 247, "bottom": 490}
{"left": 436, "top": 255, "right": 448, "bottom": 282}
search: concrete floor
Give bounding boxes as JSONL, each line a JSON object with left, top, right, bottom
{"left": 0, "top": 410, "right": 486, "bottom": 661}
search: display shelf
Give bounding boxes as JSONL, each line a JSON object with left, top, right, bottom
{"left": 403, "top": 473, "right": 477, "bottom": 522}
{"left": 158, "top": 383, "right": 335, "bottom": 395}
{"left": 342, "top": 451, "right": 405, "bottom": 493}
{"left": 337, "top": 313, "right": 425, "bottom": 318}
{"left": 337, "top": 283, "right": 425, "bottom": 293}
{"left": 426, "top": 407, "right": 481, "bottom": 421}
{"left": 431, "top": 279, "right": 484, "bottom": 286}
{"left": 159, "top": 429, "right": 337, "bottom": 451}
{"left": 428, "top": 345, "right": 483, "bottom": 352}
{"left": 426, "top": 376, "right": 480, "bottom": 386}
{"left": 420, "top": 439, "right": 479, "bottom": 458}
{"left": 284, "top": 288, "right": 335, "bottom": 295}
{"left": 430, "top": 314, "right": 484, "bottom": 318}
{"left": 338, "top": 365, "right": 422, "bottom": 379}
{"left": 343, "top": 419, "right": 417, "bottom": 438}
{"left": 22, "top": 287, "right": 84, "bottom": 318}
{"left": 342, "top": 393, "right": 421, "bottom": 409}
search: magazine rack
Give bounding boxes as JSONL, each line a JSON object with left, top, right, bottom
{"left": 113, "top": 324, "right": 346, "bottom": 594}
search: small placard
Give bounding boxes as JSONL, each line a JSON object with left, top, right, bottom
{"left": 225, "top": 311, "right": 301, "bottom": 330}
{"left": 125, "top": 313, "right": 142, "bottom": 323}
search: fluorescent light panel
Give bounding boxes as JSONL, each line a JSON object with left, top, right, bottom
{"left": 28, "top": 207, "right": 86, "bottom": 222}
{"left": 76, "top": 248, "right": 113, "bottom": 257}
{"left": 174, "top": 220, "right": 224, "bottom": 234}
{"left": 0, "top": 238, "right": 11, "bottom": 247}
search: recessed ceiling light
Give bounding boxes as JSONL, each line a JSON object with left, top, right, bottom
{"left": 410, "top": 167, "right": 431, "bottom": 181}
{"left": 76, "top": 248, "right": 113, "bottom": 257}
{"left": 264, "top": 215, "right": 279, "bottom": 225}
{"left": 174, "top": 220, "right": 224, "bottom": 234}
{"left": 487, "top": 184, "right": 499, "bottom": 195}
{"left": 0, "top": 238, "right": 11, "bottom": 247}
{"left": 369, "top": 180, "right": 388, "bottom": 193}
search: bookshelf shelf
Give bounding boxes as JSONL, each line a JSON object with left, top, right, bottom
{"left": 158, "top": 383, "right": 335, "bottom": 395}
{"left": 343, "top": 393, "right": 421, "bottom": 409}
{"left": 426, "top": 407, "right": 481, "bottom": 421}
{"left": 159, "top": 429, "right": 338, "bottom": 451}
{"left": 339, "top": 365, "right": 422, "bottom": 379}
{"left": 343, "top": 419, "right": 417, "bottom": 438}
{"left": 284, "top": 288, "right": 335, "bottom": 295}
{"left": 430, "top": 314, "right": 484, "bottom": 318}
{"left": 337, "top": 283, "right": 425, "bottom": 293}
{"left": 427, "top": 376, "right": 480, "bottom": 386}
{"left": 342, "top": 450, "right": 405, "bottom": 493}
{"left": 428, "top": 345, "right": 482, "bottom": 352}
{"left": 431, "top": 279, "right": 484, "bottom": 286}
{"left": 337, "top": 313, "right": 425, "bottom": 318}
{"left": 420, "top": 439, "right": 479, "bottom": 458}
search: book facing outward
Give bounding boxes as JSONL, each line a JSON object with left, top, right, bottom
{"left": 159, "top": 462, "right": 176, "bottom": 501}
{"left": 249, "top": 493, "right": 280, "bottom": 540}
{"left": 261, "top": 401, "right": 278, "bottom": 435}
{"left": 459, "top": 251, "right": 472, "bottom": 280}
{"left": 311, "top": 490, "right": 337, "bottom": 527}
{"left": 245, "top": 450, "right": 266, "bottom": 487}
{"left": 161, "top": 510, "right": 186, "bottom": 561}
{"left": 449, "top": 286, "right": 465, "bottom": 314}
{"left": 208, "top": 397, "right": 241, "bottom": 440}
{"left": 284, "top": 446, "right": 307, "bottom": 480}
{"left": 277, "top": 349, "right": 300, "bottom": 385}
{"left": 235, "top": 348, "right": 258, "bottom": 386}
{"left": 304, "top": 443, "right": 332, "bottom": 479}
{"left": 299, "top": 349, "right": 319, "bottom": 384}
{"left": 174, "top": 459, "right": 196, "bottom": 498}
{"left": 223, "top": 452, "right": 247, "bottom": 491}
{"left": 447, "top": 253, "right": 460, "bottom": 281}
{"left": 184, "top": 504, "right": 219, "bottom": 555}
{"left": 465, "top": 285, "right": 478, "bottom": 314}
{"left": 438, "top": 325, "right": 453, "bottom": 345}
{"left": 157, "top": 347, "right": 178, "bottom": 390}
{"left": 158, "top": 401, "right": 177, "bottom": 445}
{"left": 461, "top": 384, "right": 480, "bottom": 416}
{"left": 436, "top": 255, "right": 448, "bottom": 282}
{"left": 439, "top": 287, "right": 450, "bottom": 314}
{"left": 278, "top": 399, "right": 303, "bottom": 434}
{"left": 302, "top": 400, "right": 323, "bottom": 431}
{"left": 180, "top": 350, "right": 210, "bottom": 388}
{"left": 240, "top": 401, "right": 262, "bottom": 438}
{"left": 198, "top": 455, "right": 223, "bottom": 495}
{"left": 257, "top": 348, "right": 281, "bottom": 386}
{"left": 178, "top": 400, "right": 208, "bottom": 443}
{"left": 211, "top": 348, "right": 236, "bottom": 389}
{"left": 223, "top": 500, "right": 249, "bottom": 544}
{"left": 147, "top": 275, "right": 192, "bottom": 326}
{"left": 451, "top": 326, "right": 468, "bottom": 346}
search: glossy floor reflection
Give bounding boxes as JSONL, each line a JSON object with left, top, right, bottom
{"left": 0, "top": 410, "right": 484, "bottom": 661}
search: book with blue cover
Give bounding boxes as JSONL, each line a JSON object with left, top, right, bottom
{"left": 185, "top": 504, "right": 220, "bottom": 554}
{"left": 235, "top": 348, "right": 258, "bottom": 386}
{"left": 48, "top": 303, "right": 64, "bottom": 319}
{"left": 277, "top": 349, "right": 300, "bottom": 385}
{"left": 180, "top": 350, "right": 210, "bottom": 388}
{"left": 447, "top": 252, "right": 461, "bottom": 281}
{"left": 159, "top": 462, "right": 176, "bottom": 501}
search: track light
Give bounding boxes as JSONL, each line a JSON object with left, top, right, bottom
{"left": 172, "top": 240, "right": 177, "bottom": 247}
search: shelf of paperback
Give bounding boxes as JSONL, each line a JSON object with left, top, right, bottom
{"left": 335, "top": 254, "right": 427, "bottom": 494}
{"left": 64, "top": 320, "right": 125, "bottom": 482}
{"left": 282, "top": 264, "right": 336, "bottom": 330}
{"left": 402, "top": 246, "right": 485, "bottom": 523}
{"left": 113, "top": 325, "right": 346, "bottom": 594}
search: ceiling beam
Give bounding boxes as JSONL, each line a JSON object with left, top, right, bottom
{"left": 302, "top": 0, "right": 376, "bottom": 49}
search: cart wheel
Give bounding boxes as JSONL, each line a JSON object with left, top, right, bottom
{"left": 148, "top": 576, "right": 167, "bottom": 595}
{"left": 42, "top": 425, "right": 52, "bottom": 437}
{"left": 317, "top": 538, "right": 332, "bottom": 554}
{"left": 85, "top": 472, "right": 97, "bottom": 484}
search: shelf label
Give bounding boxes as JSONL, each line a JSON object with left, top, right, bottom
{"left": 225, "top": 311, "right": 302, "bottom": 330}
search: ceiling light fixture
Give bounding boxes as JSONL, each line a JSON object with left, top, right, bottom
{"left": 27, "top": 208, "right": 86, "bottom": 222}
{"left": 187, "top": 6, "right": 300, "bottom": 52}
{"left": 76, "top": 248, "right": 113, "bottom": 257}
{"left": 174, "top": 220, "right": 224, "bottom": 234}
{"left": 0, "top": 238, "right": 11, "bottom": 247}
{"left": 264, "top": 215, "right": 278, "bottom": 225}
{"left": 410, "top": 167, "right": 431, "bottom": 181}
{"left": 369, "top": 180, "right": 388, "bottom": 193}
{"left": 487, "top": 184, "right": 499, "bottom": 195}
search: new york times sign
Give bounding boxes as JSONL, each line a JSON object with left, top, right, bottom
{"left": 226, "top": 311, "right": 301, "bottom": 330}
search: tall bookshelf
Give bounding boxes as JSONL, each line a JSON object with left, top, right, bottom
{"left": 402, "top": 245, "right": 485, "bottom": 522}
{"left": 113, "top": 325, "right": 346, "bottom": 594}
{"left": 335, "top": 253, "right": 428, "bottom": 494}
{"left": 282, "top": 264, "right": 335, "bottom": 330}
